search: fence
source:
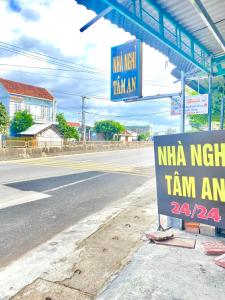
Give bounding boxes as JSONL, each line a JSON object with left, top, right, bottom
{"left": 2, "top": 137, "right": 37, "bottom": 148}
{"left": 1, "top": 138, "right": 152, "bottom": 149}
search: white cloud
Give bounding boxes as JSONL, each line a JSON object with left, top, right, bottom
{"left": 0, "top": 0, "right": 181, "bottom": 131}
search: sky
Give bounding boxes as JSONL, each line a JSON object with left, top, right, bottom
{"left": 0, "top": 0, "right": 182, "bottom": 132}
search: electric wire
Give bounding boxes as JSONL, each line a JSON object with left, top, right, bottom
{"left": 0, "top": 42, "right": 176, "bottom": 81}
{"left": 0, "top": 41, "right": 174, "bottom": 78}
{"left": 0, "top": 68, "right": 108, "bottom": 82}
{"left": 84, "top": 110, "right": 171, "bottom": 118}
{"left": 0, "top": 66, "right": 174, "bottom": 87}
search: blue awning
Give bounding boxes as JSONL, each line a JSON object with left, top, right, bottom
{"left": 76, "top": 0, "right": 196, "bottom": 73}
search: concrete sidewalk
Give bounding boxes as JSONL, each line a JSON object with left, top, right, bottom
{"left": 98, "top": 230, "right": 225, "bottom": 300}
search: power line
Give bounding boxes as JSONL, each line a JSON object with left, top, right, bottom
{"left": 0, "top": 67, "right": 175, "bottom": 88}
{"left": 0, "top": 64, "right": 175, "bottom": 86}
{"left": 0, "top": 42, "right": 174, "bottom": 78}
{"left": 0, "top": 63, "right": 105, "bottom": 75}
{"left": 0, "top": 68, "right": 108, "bottom": 82}
{"left": 0, "top": 41, "right": 107, "bottom": 74}
{"left": 52, "top": 90, "right": 172, "bottom": 104}
{"left": 0, "top": 47, "right": 102, "bottom": 75}
{"left": 0, "top": 43, "right": 176, "bottom": 85}
{"left": 51, "top": 90, "right": 109, "bottom": 100}
{"left": 84, "top": 110, "right": 170, "bottom": 118}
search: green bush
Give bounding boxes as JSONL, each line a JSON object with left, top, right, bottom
{"left": 11, "top": 110, "right": 33, "bottom": 134}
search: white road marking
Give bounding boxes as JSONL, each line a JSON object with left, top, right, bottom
{"left": 0, "top": 193, "right": 51, "bottom": 210}
{"left": 43, "top": 173, "right": 108, "bottom": 193}
{"left": 0, "top": 173, "right": 108, "bottom": 210}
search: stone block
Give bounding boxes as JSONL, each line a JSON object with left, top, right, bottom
{"left": 167, "top": 217, "right": 183, "bottom": 229}
{"left": 199, "top": 224, "right": 216, "bottom": 237}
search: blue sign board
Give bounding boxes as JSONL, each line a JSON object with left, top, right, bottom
{"left": 111, "top": 40, "right": 142, "bottom": 101}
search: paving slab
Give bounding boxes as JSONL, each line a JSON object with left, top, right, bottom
{"left": 201, "top": 241, "right": 225, "bottom": 255}
{"left": 11, "top": 278, "right": 92, "bottom": 300}
{"left": 214, "top": 254, "right": 225, "bottom": 268}
{"left": 154, "top": 237, "right": 196, "bottom": 249}
{"left": 61, "top": 203, "right": 156, "bottom": 296}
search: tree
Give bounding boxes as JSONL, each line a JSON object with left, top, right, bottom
{"left": 11, "top": 110, "right": 33, "bottom": 134}
{"left": 56, "top": 113, "right": 79, "bottom": 140}
{"left": 94, "top": 120, "right": 125, "bottom": 140}
{"left": 138, "top": 133, "right": 150, "bottom": 141}
{"left": 0, "top": 102, "right": 9, "bottom": 134}
{"left": 187, "top": 84, "right": 224, "bottom": 129}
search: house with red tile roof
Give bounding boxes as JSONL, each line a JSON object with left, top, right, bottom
{"left": 67, "top": 122, "right": 80, "bottom": 128}
{"left": 0, "top": 78, "right": 56, "bottom": 125}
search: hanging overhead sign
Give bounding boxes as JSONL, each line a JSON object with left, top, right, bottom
{"left": 171, "top": 94, "right": 208, "bottom": 115}
{"left": 154, "top": 130, "right": 225, "bottom": 229}
{"left": 111, "top": 40, "right": 142, "bottom": 101}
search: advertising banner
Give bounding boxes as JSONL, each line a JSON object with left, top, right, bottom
{"left": 171, "top": 94, "right": 208, "bottom": 115}
{"left": 154, "top": 131, "right": 225, "bottom": 228}
{"left": 111, "top": 40, "right": 142, "bottom": 101}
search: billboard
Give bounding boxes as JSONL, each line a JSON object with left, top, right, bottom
{"left": 171, "top": 94, "right": 208, "bottom": 115}
{"left": 111, "top": 40, "right": 142, "bottom": 101}
{"left": 154, "top": 131, "right": 225, "bottom": 229}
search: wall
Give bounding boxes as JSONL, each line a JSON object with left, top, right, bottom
{"left": 0, "top": 141, "right": 152, "bottom": 161}
{"left": 37, "top": 127, "right": 63, "bottom": 148}
{"left": 9, "top": 95, "right": 54, "bottom": 123}
{"left": 0, "top": 84, "right": 10, "bottom": 115}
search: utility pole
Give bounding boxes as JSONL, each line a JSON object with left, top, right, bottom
{"left": 81, "top": 96, "right": 86, "bottom": 143}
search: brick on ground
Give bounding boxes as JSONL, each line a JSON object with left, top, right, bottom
{"left": 201, "top": 241, "right": 225, "bottom": 255}
{"left": 214, "top": 254, "right": 225, "bottom": 268}
{"left": 184, "top": 222, "right": 200, "bottom": 234}
{"left": 145, "top": 231, "right": 174, "bottom": 241}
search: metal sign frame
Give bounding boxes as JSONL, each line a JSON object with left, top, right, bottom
{"left": 154, "top": 130, "right": 225, "bottom": 229}
{"left": 111, "top": 39, "right": 143, "bottom": 101}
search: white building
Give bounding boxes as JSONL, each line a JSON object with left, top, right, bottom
{"left": 0, "top": 78, "right": 56, "bottom": 126}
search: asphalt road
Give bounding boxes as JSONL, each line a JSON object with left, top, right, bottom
{"left": 0, "top": 147, "right": 155, "bottom": 267}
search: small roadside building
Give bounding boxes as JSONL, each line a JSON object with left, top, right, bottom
{"left": 19, "top": 123, "right": 63, "bottom": 148}
{"left": 116, "top": 130, "right": 138, "bottom": 142}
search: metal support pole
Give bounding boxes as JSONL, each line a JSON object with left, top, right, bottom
{"left": 157, "top": 74, "right": 185, "bottom": 231}
{"left": 167, "top": 70, "right": 185, "bottom": 231}
{"left": 124, "top": 93, "right": 180, "bottom": 103}
{"left": 169, "top": 70, "right": 186, "bottom": 230}
{"left": 180, "top": 70, "right": 186, "bottom": 230}
{"left": 81, "top": 96, "right": 86, "bottom": 144}
{"left": 220, "top": 97, "right": 224, "bottom": 130}
{"left": 217, "top": 96, "right": 225, "bottom": 237}
{"left": 208, "top": 75, "right": 212, "bottom": 131}
{"left": 80, "top": 7, "right": 112, "bottom": 32}
{"left": 180, "top": 70, "right": 186, "bottom": 133}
